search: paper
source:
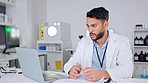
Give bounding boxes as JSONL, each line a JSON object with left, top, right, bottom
{"left": 53, "top": 74, "right": 106, "bottom": 83}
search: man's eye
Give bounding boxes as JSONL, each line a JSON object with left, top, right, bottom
{"left": 86, "top": 25, "right": 89, "bottom": 28}
{"left": 86, "top": 24, "right": 89, "bottom": 28}
{"left": 92, "top": 24, "right": 97, "bottom": 27}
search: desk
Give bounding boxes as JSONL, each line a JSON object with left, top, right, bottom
{"left": 120, "top": 78, "right": 148, "bottom": 83}
{"left": 0, "top": 53, "right": 17, "bottom": 62}
{"left": 0, "top": 73, "right": 38, "bottom": 83}
{"left": 53, "top": 78, "right": 148, "bottom": 83}
{"left": 1, "top": 72, "right": 148, "bottom": 83}
{"left": 0, "top": 53, "right": 18, "bottom": 68}
{"left": 65, "top": 49, "right": 76, "bottom": 57}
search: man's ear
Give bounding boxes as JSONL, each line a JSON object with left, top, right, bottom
{"left": 103, "top": 20, "right": 109, "bottom": 29}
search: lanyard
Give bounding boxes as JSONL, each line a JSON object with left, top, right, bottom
{"left": 94, "top": 41, "right": 108, "bottom": 69}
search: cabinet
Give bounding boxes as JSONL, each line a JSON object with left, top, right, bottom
{"left": 0, "top": 0, "right": 19, "bottom": 68}
{"left": 0, "top": 53, "right": 18, "bottom": 68}
{"left": 0, "top": 60, "right": 9, "bottom": 69}
{"left": 37, "top": 40, "right": 71, "bottom": 71}
{"left": 0, "top": 0, "right": 15, "bottom": 6}
{"left": 0, "top": 0, "right": 15, "bottom": 26}
{"left": 133, "top": 29, "right": 148, "bottom": 78}
{"left": 133, "top": 62, "right": 148, "bottom": 78}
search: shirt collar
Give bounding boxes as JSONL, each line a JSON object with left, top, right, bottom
{"left": 93, "top": 33, "right": 110, "bottom": 49}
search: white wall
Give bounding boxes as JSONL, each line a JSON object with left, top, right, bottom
{"left": 6, "top": 0, "right": 47, "bottom": 48}
{"left": 47, "top": 0, "right": 148, "bottom": 50}
{"left": 31, "top": 0, "right": 47, "bottom": 48}
{"left": 6, "top": 0, "right": 148, "bottom": 49}
{"left": 6, "top": 0, "right": 31, "bottom": 48}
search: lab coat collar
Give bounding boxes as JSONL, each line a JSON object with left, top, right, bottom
{"left": 85, "top": 30, "right": 116, "bottom": 68}
{"left": 106, "top": 31, "right": 116, "bottom": 68}
{"left": 85, "top": 37, "right": 93, "bottom": 67}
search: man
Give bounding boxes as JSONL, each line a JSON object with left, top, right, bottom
{"left": 64, "top": 7, "right": 133, "bottom": 82}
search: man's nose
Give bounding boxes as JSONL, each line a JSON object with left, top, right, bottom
{"left": 88, "top": 27, "right": 93, "bottom": 33}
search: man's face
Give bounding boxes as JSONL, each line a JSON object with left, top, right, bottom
{"left": 86, "top": 17, "right": 108, "bottom": 41}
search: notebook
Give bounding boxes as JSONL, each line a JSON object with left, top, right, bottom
{"left": 16, "top": 47, "right": 68, "bottom": 83}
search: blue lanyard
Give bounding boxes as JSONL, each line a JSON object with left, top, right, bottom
{"left": 94, "top": 41, "right": 108, "bottom": 68}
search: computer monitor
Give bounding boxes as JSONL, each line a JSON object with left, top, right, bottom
{"left": 2, "top": 26, "right": 20, "bottom": 54}
{"left": 0, "top": 27, "right": 6, "bottom": 46}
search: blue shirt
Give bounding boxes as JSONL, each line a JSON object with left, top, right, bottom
{"left": 92, "top": 37, "right": 109, "bottom": 70}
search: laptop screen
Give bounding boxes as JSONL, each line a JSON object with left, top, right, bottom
{"left": 16, "top": 48, "right": 45, "bottom": 83}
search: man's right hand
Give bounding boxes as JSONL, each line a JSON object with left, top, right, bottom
{"left": 68, "top": 65, "right": 81, "bottom": 79}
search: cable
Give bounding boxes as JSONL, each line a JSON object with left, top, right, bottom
{"left": 1, "top": 67, "right": 6, "bottom": 71}
{"left": 0, "top": 67, "right": 17, "bottom": 73}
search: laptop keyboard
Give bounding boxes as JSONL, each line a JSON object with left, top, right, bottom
{"left": 43, "top": 74, "right": 59, "bottom": 82}
{"left": 43, "top": 71, "right": 68, "bottom": 82}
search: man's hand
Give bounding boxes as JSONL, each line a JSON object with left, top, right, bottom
{"left": 82, "top": 67, "right": 110, "bottom": 82}
{"left": 68, "top": 65, "right": 81, "bottom": 79}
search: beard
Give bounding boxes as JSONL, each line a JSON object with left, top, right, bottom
{"left": 90, "top": 30, "right": 105, "bottom": 41}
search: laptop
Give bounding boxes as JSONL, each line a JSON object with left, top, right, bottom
{"left": 16, "top": 47, "right": 68, "bottom": 83}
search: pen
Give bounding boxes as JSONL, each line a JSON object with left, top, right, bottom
{"left": 76, "top": 62, "right": 81, "bottom": 66}
{"left": 104, "top": 78, "right": 111, "bottom": 83}
{"left": 76, "top": 62, "right": 81, "bottom": 75}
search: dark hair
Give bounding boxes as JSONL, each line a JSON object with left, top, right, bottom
{"left": 87, "top": 7, "right": 109, "bottom": 21}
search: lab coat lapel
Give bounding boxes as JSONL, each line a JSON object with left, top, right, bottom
{"left": 106, "top": 33, "right": 116, "bottom": 68}
{"left": 84, "top": 40, "right": 93, "bottom": 67}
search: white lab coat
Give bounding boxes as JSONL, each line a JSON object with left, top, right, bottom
{"left": 64, "top": 31, "right": 134, "bottom": 82}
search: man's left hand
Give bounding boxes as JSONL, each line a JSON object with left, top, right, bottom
{"left": 82, "top": 67, "right": 110, "bottom": 82}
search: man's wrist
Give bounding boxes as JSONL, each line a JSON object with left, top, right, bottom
{"left": 104, "top": 70, "right": 111, "bottom": 79}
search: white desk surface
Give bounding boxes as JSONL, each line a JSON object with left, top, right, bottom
{"left": 1, "top": 72, "right": 148, "bottom": 83}
{"left": 65, "top": 49, "right": 76, "bottom": 52}
{"left": 0, "top": 73, "right": 38, "bottom": 83}
{"left": 53, "top": 78, "right": 148, "bottom": 83}
{"left": 0, "top": 54, "right": 148, "bottom": 83}
{"left": 0, "top": 53, "right": 17, "bottom": 62}
{"left": 120, "top": 78, "right": 148, "bottom": 83}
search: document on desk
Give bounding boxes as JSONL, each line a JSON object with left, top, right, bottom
{"left": 53, "top": 75, "right": 106, "bottom": 83}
